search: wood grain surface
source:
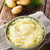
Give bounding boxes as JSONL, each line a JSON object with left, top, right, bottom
{"left": 0, "top": 0, "right": 45, "bottom": 25}
{"left": 45, "top": 0, "right": 50, "bottom": 19}
{"left": 0, "top": 0, "right": 50, "bottom": 50}
{"left": 0, "top": 0, "right": 4, "bottom": 12}
{"left": 0, "top": 6, "right": 17, "bottom": 25}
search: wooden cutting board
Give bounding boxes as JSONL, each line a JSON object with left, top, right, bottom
{"left": 0, "top": 0, "right": 50, "bottom": 26}
{"left": 0, "top": 0, "right": 46, "bottom": 25}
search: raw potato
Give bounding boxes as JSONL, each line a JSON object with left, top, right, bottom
{"left": 12, "top": 6, "right": 23, "bottom": 14}
{"left": 17, "top": 0, "right": 31, "bottom": 6}
{"left": 6, "top": 0, "right": 16, "bottom": 8}
{"left": 11, "top": 0, "right": 17, "bottom": 1}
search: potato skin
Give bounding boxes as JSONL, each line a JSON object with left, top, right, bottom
{"left": 17, "top": 0, "right": 31, "bottom": 6}
{"left": 12, "top": 6, "right": 23, "bottom": 14}
{"left": 6, "top": 0, "right": 16, "bottom": 8}
{"left": 11, "top": 0, "right": 17, "bottom": 1}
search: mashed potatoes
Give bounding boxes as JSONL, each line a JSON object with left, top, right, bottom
{"left": 7, "top": 18, "right": 45, "bottom": 48}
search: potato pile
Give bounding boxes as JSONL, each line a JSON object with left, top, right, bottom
{"left": 6, "top": 0, "right": 31, "bottom": 14}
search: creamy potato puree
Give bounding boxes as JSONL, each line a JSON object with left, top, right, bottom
{"left": 7, "top": 18, "right": 44, "bottom": 48}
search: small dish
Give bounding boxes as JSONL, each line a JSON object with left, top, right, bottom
{"left": 5, "top": 16, "right": 46, "bottom": 50}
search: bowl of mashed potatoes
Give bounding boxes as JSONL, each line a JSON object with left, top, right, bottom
{"left": 6, "top": 16, "right": 45, "bottom": 50}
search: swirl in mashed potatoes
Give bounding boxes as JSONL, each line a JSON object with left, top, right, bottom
{"left": 7, "top": 18, "right": 45, "bottom": 48}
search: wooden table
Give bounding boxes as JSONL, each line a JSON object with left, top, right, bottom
{"left": 0, "top": 0, "right": 50, "bottom": 50}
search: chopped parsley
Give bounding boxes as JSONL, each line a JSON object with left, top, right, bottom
{"left": 27, "top": 0, "right": 42, "bottom": 8}
{"left": 3, "top": 0, "right": 6, "bottom": 6}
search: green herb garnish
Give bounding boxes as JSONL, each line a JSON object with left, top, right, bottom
{"left": 27, "top": 0, "right": 42, "bottom": 8}
{"left": 3, "top": 0, "right": 6, "bottom": 6}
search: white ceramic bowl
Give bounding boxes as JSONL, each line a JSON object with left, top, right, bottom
{"left": 6, "top": 16, "right": 46, "bottom": 50}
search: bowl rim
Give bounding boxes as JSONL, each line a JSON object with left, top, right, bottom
{"left": 5, "top": 16, "right": 46, "bottom": 49}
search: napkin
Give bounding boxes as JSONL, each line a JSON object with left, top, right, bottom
{"left": 0, "top": 11, "right": 50, "bottom": 50}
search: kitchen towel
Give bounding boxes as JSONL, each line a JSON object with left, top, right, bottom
{"left": 0, "top": 11, "right": 50, "bottom": 50}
